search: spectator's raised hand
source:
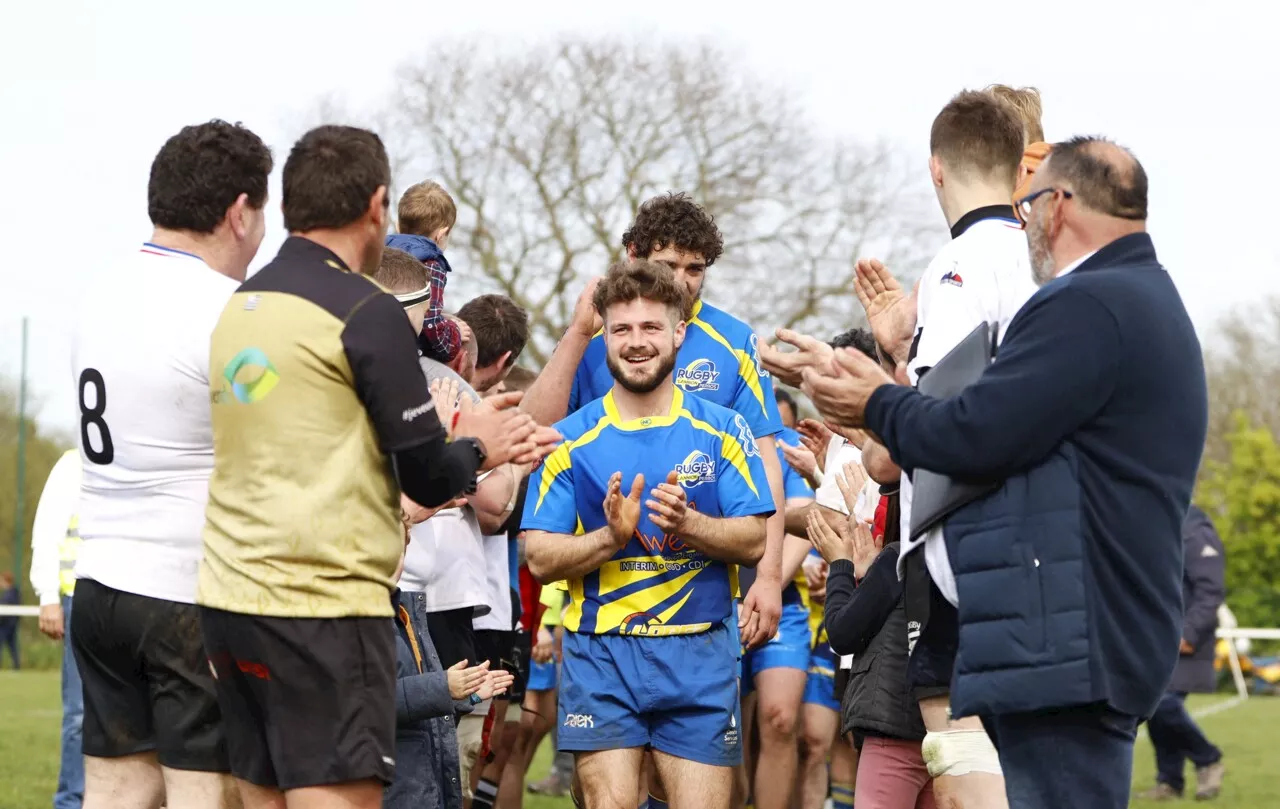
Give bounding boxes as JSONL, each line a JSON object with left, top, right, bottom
{"left": 806, "top": 507, "right": 856, "bottom": 565}
{"left": 430, "top": 377, "right": 461, "bottom": 433}
{"left": 834, "top": 460, "right": 868, "bottom": 517}
{"left": 797, "top": 419, "right": 835, "bottom": 465}
{"left": 454, "top": 391, "right": 561, "bottom": 470}
{"left": 801, "top": 347, "right": 895, "bottom": 430}
{"left": 853, "top": 258, "right": 918, "bottom": 365}
{"left": 477, "top": 668, "right": 516, "bottom": 700}
{"left": 825, "top": 422, "right": 870, "bottom": 451}
{"left": 759, "top": 329, "right": 835, "bottom": 387}
{"left": 446, "top": 659, "right": 491, "bottom": 700}
{"left": 779, "top": 439, "right": 820, "bottom": 489}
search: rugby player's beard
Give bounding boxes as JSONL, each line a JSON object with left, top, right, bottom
{"left": 607, "top": 346, "right": 678, "bottom": 395}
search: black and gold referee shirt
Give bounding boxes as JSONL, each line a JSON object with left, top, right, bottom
{"left": 199, "top": 236, "right": 442, "bottom": 619}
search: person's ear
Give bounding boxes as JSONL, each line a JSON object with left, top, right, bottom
{"left": 928, "top": 155, "right": 944, "bottom": 189}
{"left": 673, "top": 319, "right": 687, "bottom": 349}
{"left": 497, "top": 350, "right": 513, "bottom": 370}
{"left": 369, "top": 185, "right": 389, "bottom": 230}
{"left": 626, "top": 244, "right": 638, "bottom": 260}
{"left": 227, "top": 193, "right": 250, "bottom": 239}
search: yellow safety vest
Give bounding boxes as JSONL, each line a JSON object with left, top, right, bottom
{"left": 58, "top": 513, "right": 81, "bottom": 598}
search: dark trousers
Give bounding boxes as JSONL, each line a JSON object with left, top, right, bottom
{"left": 0, "top": 631, "right": 18, "bottom": 669}
{"left": 983, "top": 703, "right": 1139, "bottom": 809}
{"left": 1147, "top": 692, "right": 1222, "bottom": 793}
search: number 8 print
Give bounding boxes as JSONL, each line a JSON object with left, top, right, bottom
{"left": 78, "top": 367, "right": 114, "bottom": 464}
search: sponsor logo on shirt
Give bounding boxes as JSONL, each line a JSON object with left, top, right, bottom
{"left": 401, "top": 401, "right": 433, "bottom": 423}
{"left": 940, "top": 269, "right": 964, "bottom": 287}
{"left": 675, "top": 358, "right": 720, "bottom": 392}
{"left": 734, "top": 414, "right": 760, "bottom": 458}
{"left": 676, "top": 450, "right": 716, "bottom": 488}
{"left": 221, "top": 347, "right": 279, "bottom": 404}
{"left": 750, "top": 333, "right": 770, "bottom": 378}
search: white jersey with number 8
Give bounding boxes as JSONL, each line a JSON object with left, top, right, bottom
{"left": 70, "top": 243, "right": 238, "bottom": 604}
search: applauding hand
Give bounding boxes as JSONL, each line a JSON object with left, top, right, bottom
{"left": 647, "top": 471, "right": 689, "bottom": 533}
{"left": 759, "top": 329, "right": 835, "bottom": 388}
{"left": 853, "top": 258, "right": 917, "bottom": 365}
{"left": 604, "top": 471, "right": 645, "bottom": 547}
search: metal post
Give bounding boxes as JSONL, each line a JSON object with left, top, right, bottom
{"left": 12, "top": 317, "right": 28, "bottom": 589}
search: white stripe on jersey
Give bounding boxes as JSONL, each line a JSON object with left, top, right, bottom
{"left": 71, "top": 243, "right": 239, "bottom": 604}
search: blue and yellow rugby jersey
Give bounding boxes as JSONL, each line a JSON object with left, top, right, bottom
{"left": 568, "top": 300, "right": 784, "bottom": 441}
{"left": 521, "top": 388, "right": 774, "bottom": 636}
{"left": 776, "top": 426, "right": 815, "bottom": 608}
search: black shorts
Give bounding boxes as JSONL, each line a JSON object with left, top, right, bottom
{"left": 200, "top": 607, "right": 397, "bottom": 790}
{"left": 69, "top": 578, "right": 228, "bottom": 770}
{"left": 474, "top": 629, "right": 529, "bottom": 704}
{"left": 903, "top": 550, "right": 959, "bottom": 700}
{"left": 426, "top": 607, "right": 477, "bottom": 670}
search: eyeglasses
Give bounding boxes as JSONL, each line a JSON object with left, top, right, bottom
{"left": 1014, "top": 187, "right": 1073, "bottom": 226}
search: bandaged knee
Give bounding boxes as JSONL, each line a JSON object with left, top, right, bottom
{"left": 920, "top": 730, "right": 1002, "bottom": 778}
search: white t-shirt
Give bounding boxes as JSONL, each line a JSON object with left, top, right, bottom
{"left": 29, "top": 450, "right": 81, "bottom": 605}
{"left": 896, "top": 214, "right": 1038, "bottom": 605}
{"left": 401, "top": 505, "right": 491, "bottom": 616}
{"left": 472, "top": 533, "right": 513, "bottom": 631}
{"left": 72, "top": 243, "right": 238, "bottom": 603}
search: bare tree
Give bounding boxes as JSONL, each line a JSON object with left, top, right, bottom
{"left": 373, "top": 37, "right": 939, "bottom": 364}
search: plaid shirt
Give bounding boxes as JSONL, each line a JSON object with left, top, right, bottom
{"left": 418, "top": 257, "right": 461, "bottom": 363}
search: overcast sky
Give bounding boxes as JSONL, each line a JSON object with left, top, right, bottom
{"left": 2, "top": 0, "right": 1276, "bottom": 436}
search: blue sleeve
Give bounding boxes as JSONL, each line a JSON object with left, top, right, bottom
{"left": 730, "top": 332, "right": 784, "bottom": 439}
{"left": 568, "top": 336, "right": 604, "bottom": 415}
{"left": 780, "top": 450, "right": 814, "bottom": 500}
{"left": 865, "top": 287, "right": 1121, "bottom": 480}
{"left": 568, "top": 364, "right": 583, "bottom": 414}
{"left": 715, "top": 416, "right": 776, "bottom": 519}
{"left": 520, "top": 443, "right": 579, "bottom": 534}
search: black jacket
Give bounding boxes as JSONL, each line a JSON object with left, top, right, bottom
{"left": 825, "top": 543, "right": 925, "bottom": 741}
{"left": 1170, "top": 506, "right": 1225, "bottom": 694}
{"left": 866, "top": 233, "right": 1208, "bottom": 719}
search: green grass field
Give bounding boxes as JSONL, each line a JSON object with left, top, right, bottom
{"left": 2, "top": 670, "right": 1277, "bottom": 808}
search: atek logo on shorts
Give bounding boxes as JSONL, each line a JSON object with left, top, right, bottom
{"left": 675, "top": 450, "right": 716, "bottom": 489}
{"left": 675, "top": 358, "right": 720, "bottom": 392}
{"left": 940, "top": 268, "right": 964, "bottom": 287}
{"left": 564, "top": 713, "right": 595, "bottom": 729}
{"left": 734, "top": 415, "right": 759, "bottom": 458}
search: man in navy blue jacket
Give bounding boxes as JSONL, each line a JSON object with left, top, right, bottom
{"left": 779, "top": 137, "right": 1208, "bottom": 809}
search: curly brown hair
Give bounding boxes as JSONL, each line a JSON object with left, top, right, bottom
{"left": 593, "top": 259, "right": 689, "bottom": 323}
{"left": 148, "top": 120, "right": 273, "bottom": 233}
{"left": 621, "top": 192, "right": 724, "bottom": 266}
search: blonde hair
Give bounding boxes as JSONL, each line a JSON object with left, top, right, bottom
{"left": 397, "top": 180, "right": 457, "bottom": 238}
{"left": 985, "top": 84, "right": 1044, "bottom": 144}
